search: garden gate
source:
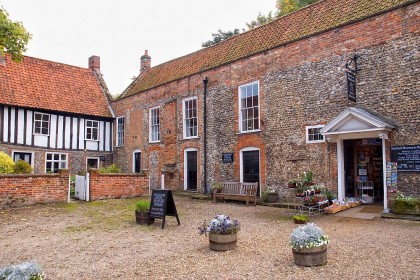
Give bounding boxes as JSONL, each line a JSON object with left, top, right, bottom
{"left": 75, "top": 173, "right": 90, "bottom": 201}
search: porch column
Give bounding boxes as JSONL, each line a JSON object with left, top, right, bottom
{"left": 337, "top": 138, "right": 345, "bottom": 201}
{"left": 379, "top": 132, "right": 389, "bottom": 212}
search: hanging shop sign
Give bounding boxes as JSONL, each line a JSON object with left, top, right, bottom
{"left": 390, "top": 145, "right": 420, "bottom": 172}
{"left": 346, "top": 72, "right": 356, "bottom": 102}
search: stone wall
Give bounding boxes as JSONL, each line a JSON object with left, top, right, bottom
{"left": 89, "top": 169, "right": 149, "bottom": 200}
{"left": 0, "top": 169, "right": 69, "bottom": 208}
{"left": 112, "top": 3, "right": 419, "bottom": 195}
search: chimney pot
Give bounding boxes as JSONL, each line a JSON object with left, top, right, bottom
{"left": 140, "top": 50, "right": 151, "bottom": 73}
{"left": 89, "top": 55, "right": 100, "bottom": 72}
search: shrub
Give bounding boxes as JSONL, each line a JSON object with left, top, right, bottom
{"left": 293, "top": 214, "right": 309, "bottom": 223}
{"left": 135, "top": 200, "right": 150, "bottom": 212}
{"left": 98, "top": 163, "right": 121, "bottom": 174}
{"left": 13, "top": 160, "right": 32, "bottom": 174}
{"left": 0, "top": 152, "right": 15, "bottom": 174}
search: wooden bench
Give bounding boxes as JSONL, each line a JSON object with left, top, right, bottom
{"left": 213, "top": 182, "right": 258, "bottom": 206}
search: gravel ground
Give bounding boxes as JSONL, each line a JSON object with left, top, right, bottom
{"left": 0, "top": 196, "right": 419, "bottom": 280}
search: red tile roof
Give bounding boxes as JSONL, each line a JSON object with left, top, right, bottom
{"left": 120, "top": 0, "right": 416, "bottom": 99}
{"left": 0, "top": 55, "right": 113, "bottom": 118}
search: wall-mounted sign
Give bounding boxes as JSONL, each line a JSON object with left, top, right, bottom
{"left": 346, "top": 72, "right": 356, "bottom": 102}
{"left": 386, "top": 162, "right": 398, "bottom": 192}
{"left": 222, "top": 153, "right": 234, "bottom": 163}
{"left": 390, "top": 145, "right": 420, "bottom": 172}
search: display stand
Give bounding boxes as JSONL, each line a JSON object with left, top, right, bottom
{"left": 356, "top": 181, "right": 374, "bottom": 203}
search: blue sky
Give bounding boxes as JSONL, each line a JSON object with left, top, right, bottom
{"left": 2, "top": 0, "right": 276, "bottom": 95}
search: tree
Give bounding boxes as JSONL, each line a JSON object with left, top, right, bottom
{"left": 201, "top": 0, "right": 320, "bottom": 47}
{"left": 0, "top": 8, "right": 32, "bottom": 62}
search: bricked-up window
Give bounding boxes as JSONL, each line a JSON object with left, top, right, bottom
{"left": 183, "top": 97, "right": 198, "bottom": 138}
{"left": 45, "top": 152, "right": 67, "bottom": 173}
{"left": 239, "top": 81, "right": 260, "bottom": 132}
{"left": 150, "top": 107, "right": 160, "bottom": 142}
{"left": 33, "top": 112, "right": 50, "bottom": 135}
{"left": 85, "top": 120, "right": 99, "bottom": 140}
{"left": 306, "top": 125, "right": 325, "bottom": 143}
{"left": 116, "top": 117, "right": 125, "bottom": 146}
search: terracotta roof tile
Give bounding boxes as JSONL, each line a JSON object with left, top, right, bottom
{"left": 121, "top": 0, "right": 416, "bottom": 98}
{"left": 0, "top": 55, "right": 113, "bottom": 118}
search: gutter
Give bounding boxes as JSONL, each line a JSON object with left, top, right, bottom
{"left": 203, "top": 77, "right": 208, "bottom": 194}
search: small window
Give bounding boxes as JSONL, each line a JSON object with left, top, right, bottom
{"left": 116, "top": 117, "right": 125, "bottom": 146}
{"left": 306, "top": 125, "right": 325, "bottom": 143}
{"left": 45, "top": 152, "right": 68, "bottom": 173}
{"left": 34, "top": 112, "right": 50, "bottom": 135}
{"left": 183, "top": 97, "right": 198, "bottom": 138}
{"left": 239, "top": 81, "right": 260, "bottom": 133}
{"left": 149, "top": 107, "right": 160, "bottom": 142}
{"left": 85, "top": 120, "right": 99, "bottom": 140}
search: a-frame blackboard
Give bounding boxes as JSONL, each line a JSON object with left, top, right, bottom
{"left": 148, "top": 190, "right": 180, "bottom": 229}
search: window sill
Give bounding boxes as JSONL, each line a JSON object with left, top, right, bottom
{"left": 236, "top": 129, "right": 262, "bottom": 135}
{"left": 183, "top": 136, "right": 199, "bottom": 140}
{"left": 306, "top": 140, "right": 326, "bottom": 144}
{"left": 149, "top": 141, "right": 161, "bottom": 144}
{"left": 85, "top": 139, "right": 100, "bottom": 142}
{"left": 33, "top": 133, "right": 49, "bottom": 136}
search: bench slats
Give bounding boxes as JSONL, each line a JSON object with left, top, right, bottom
{"left": 213, "top": 182, "right": 258, "bottom": 206}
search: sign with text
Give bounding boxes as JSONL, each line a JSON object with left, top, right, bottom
{"left": 222, "top": 153, "right": 234, "bottom": 163}
{"left": 390, "top": 145, "right": 420, "bottom": 172}
{"left": 346, "top": 72, "right": 356, "bottom": 102}
{"left": 148, "top": 190, "right": 180, "bottom": 229}
{"left": 386, "top": 162, "right": 398, "bottom": 192}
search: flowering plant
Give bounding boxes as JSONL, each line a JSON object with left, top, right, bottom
{"left": 198, "top": 214, "right": 240, "bottom": 236}
{"left": 290, "top": 223, "right": 329, "bottom": 250}
{"left": 303, "top": 195, "right": 326, "bottom": 206}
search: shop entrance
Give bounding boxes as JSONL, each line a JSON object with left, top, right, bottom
{"left": 343, "top": 139, "right": 383, "bottom": 202}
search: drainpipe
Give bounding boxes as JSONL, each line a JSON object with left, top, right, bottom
{"left": 203, "top": 77, "right": 208, "bottom": 194}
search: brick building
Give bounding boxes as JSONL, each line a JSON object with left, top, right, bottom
{"left": 112, "top": 0, "right": 419, "bottom": 210}
{"left": 0, "top": 55, "right": 114, "bottom": 174}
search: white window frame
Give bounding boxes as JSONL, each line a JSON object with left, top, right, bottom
{"left": 45, "top": 152, "right": 68, "bottom": 173}
{"left": 238, "top": 81, "right": 260, "bottom": 133}
{"left": 12, "top": 150, "right": 35, "bottom": 170}
{"left": 85, "top": 120, "right": 99, "bottom": 141}
{"left": 183, "top": 148, "right": 198, "bottom": 190}
{"left": 132, "top": 149, "right": 142, "bottom": 173}
{"left": 86, "top": 157, "right": 100, "bottom": 170}
{"left": 149, "top": 107, "right": 161, "bottom": 143}
{"left": 33, "top": 112, "right": 50, "bottom": 135}
{"left": 306, "top": 124, "right": 326, "bottom": 143}
{"left": 116, "top": 116, "right": 125, "bottom": 147}
{"left": 183, "top": 97, "right": 198, "bottom": 139}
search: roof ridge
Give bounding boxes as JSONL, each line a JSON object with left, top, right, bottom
{"left": 16, "top": 54, "right": 92, "bottom": 72}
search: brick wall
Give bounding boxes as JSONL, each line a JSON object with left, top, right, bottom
{"left": 112, "top": 3, "right": 419, "bottom": 195}
{"left": 0, "top": 169, "right": 69, "bottom": 208}
{"left": 89, "top": 169, "right": 149, "bottom": 200}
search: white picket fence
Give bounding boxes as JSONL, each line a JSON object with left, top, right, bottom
{"left": 74, "top": 173, "right": 90, "bottom": 201}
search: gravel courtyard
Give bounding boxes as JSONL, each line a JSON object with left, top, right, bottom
{"left": 0, "top": 196, "right": 419, "bottom": 279}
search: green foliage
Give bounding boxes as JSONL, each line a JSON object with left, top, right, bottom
{"left": 391, "top": 192, "right": 420, "bottom": 215}
{"left": 293, "top": 214, "right": 309, "bottom": 223}
{"left": 210, "top": 181, "right": 223, "bottom": 193}
{"left": 98, "top": 163, "right": 121, "bottom": 174}
{"left": 135, "top": 200, "right": 150, "bottom": 212}
{"left": 13, "top": 159, "right": 32, "bottom": 174}
{"left": 0, "top": 151, "right": 15, "bottom": 174}
{"left": 0, "top": 8, "right": 32, "bottom": 62}
{"left": 201, "top": 29, "right": 241, "bottom": 48}
{"left": 277, "top": 0, "right": 320, "bottom": 17}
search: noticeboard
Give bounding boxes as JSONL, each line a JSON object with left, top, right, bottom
{"left": 148, "top": 190, "right": 180, "bottom": 229}
{"left": 390, "top": 145, "right": 420, "bottom": 172}
{"left": 222, "top": 153, "right": 234, "bottom": 163}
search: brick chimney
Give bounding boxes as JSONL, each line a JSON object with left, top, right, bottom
{"left": 140, "top": 50, "right": 151, "bottom": 73}
{"left": 89, "top": 55, "right": 100, "bottom": 72}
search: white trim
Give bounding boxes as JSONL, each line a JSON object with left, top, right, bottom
{"left": 85, "top": 119, "right": 100, "bottom": 141}
{"left": 238, "top": 81, "right": 260, "bottom": 133}
{"left": 183, "top": 148, "right": 198, "bottom": 190}
{"left": 86, "top": 157, "right": 100, "bottom": 170}
{"left": 116, "top": 116, "right": 125, "bottom": 147}
{"left": 11, "top": 150, "right": 35, "bottom": 169}
{"left": 45, "top": 152, "right": 68, "bottom": 173}
{"left": 33, "top": 112, "right": 50, "bottom": 136}
{"left": 337, "top": 139, "right": 345, "bottom": 201}
{"left": 149, "top": 106, "right": 161, "bottom": 143}
{"left": 239, "top": 147, "right": 260, "bottom": 188}
{"left": 306, "top": 124, "right": 325, "bottom": 143}
{"left": 132, "top": 149, "right": 141, "bottom": 173}
{"left": 182, "top": 96, "right": 198, "bottom": 139}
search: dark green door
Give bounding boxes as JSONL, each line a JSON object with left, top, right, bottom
{"left": 243, "top": 150, "right": 260, "bottom": 195}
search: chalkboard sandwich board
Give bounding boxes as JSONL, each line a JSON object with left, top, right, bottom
{"left": 148, "top": 190, "right": 180, "bottom": 229}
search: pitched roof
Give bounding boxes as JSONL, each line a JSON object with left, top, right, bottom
{"left": 0, "top": 54, "right": 113, "bottom": 118}
{"left": 120, "top": 0, "right": 416, "bottom": 99}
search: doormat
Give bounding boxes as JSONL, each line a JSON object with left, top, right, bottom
{"left": 358, "top": 206, "right": 382, "bottom": 213}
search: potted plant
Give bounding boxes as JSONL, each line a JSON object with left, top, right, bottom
{"left": 135, "top": 200, "right": 154, "bottom": 225}
{"left": 290, "top": 223, "right": 329, "bottom": 266}
{"left": 313, "top": 185, "right": 322, "bottom": 194}
{"left": 210, "top": 181, "right": 223, "bottom": 194}
{"left": 263, "top": 187, "right": 278, "bottom": 202}
{"left": 295, "top": 184, "right": 306, "bottom": 197}
{"left": 287, "top": 179, "right": 297, "bottom": 188}
{"left": 324, "top": 188, "right": 335, "bottom": 205}
{"left": 198, "top": 214, "right": 240, "bottom": 251}
{"left": 302, "top": 170, "right": 314, "bottom": 186}
{"left": 292, "top": 213, "right": 309, "bottom": 224}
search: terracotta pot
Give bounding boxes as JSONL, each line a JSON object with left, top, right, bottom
{"left": 292, "top": 245, "right": 327, "bottom": 266}
{"left": 208, "top": 233, "right": 237, "bottom": 251}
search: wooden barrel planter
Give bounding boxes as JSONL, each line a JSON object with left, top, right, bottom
{"left": 135, "top": 211, "right": 154, "bottom": 225}
{"left": 266, "top": 193, "right": 278, "bottom": 202}
{"left": 292, "top": 245, "right": 327, "bottom": 266}
{"left": 208, "top": 233, "right": 237, "bottom": 251}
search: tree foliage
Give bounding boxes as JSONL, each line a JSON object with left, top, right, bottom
{"left": 0, "top": 151, "right": 15, "bottom": 174}
{"left": 0, "top": 8, "right": 32, "bottom": 62}
{"left": 14, "top": 160, "right": 33, "bottom": 174}
{"left": 201, "top": 0, "right": 320, "bottom": 47}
